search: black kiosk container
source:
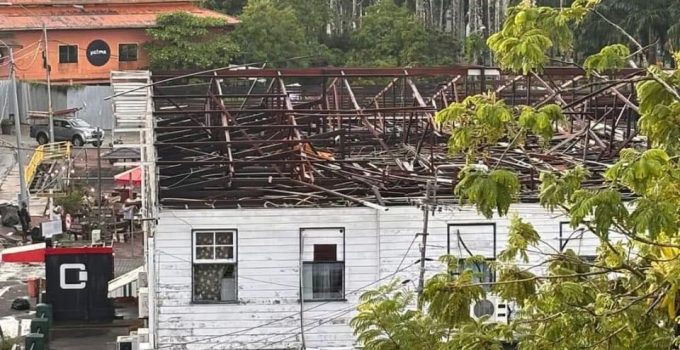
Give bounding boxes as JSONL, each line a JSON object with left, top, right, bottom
{"left": 45, "top": 247, "right": 114, "bottom": 322}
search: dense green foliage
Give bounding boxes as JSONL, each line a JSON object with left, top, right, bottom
{"left": 147, "top": 0, "right": 680, "bottom": 70}
{"left": 201, "top": 0, "right": 247, "bottom": 15}
{"left": 351, "top": 0, "right": 680, "bottom": 349}
{"left": 231, "top": 0, "right": 312, "bottom": 67}
{"left": 145, "top": 12, "right": 239, "bottom": 70}
{"left": 347, "top": 0, "right": 456, "bottom": 66}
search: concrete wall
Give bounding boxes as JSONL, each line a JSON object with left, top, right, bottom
{"left": 0, "top": 79, "right": 67, "bottom": 123}
{"left": 67, "top": 85, "right": 114, "bottom": 130}
{"left": 0, "top": 28, "right": 149, "bottom": 83}
{"left": 151, "top": 204, "right": 627, "bottom": 350}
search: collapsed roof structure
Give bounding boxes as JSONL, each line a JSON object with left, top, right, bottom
{"left": 149, "top": 66, "right": 645, "bottom": 209}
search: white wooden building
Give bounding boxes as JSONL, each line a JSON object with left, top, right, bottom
{"left": 146, "top": 204, "right": 618, "bottom": 349}
{"left": 122, "top": 67, "right": 638, "bottom": 349}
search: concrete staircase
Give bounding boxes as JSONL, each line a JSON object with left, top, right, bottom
{"left": 0, "top": 160, "right": 47, "bottom": 217}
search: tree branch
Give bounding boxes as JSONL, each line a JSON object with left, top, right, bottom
{"left": 592, "top": 8, "right": 648, "bottom": 67}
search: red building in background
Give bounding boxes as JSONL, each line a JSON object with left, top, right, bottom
{"left": 0, "top": 0, "right": 237, "bottom": 84}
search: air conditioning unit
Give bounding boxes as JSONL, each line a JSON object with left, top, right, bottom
{"left": 137, "top": 328, "right": 149, "bottom": 343}
{"left": 116, "top": 335, "right": 139, "bottom": 350}
{"left": 469, "top": 296, "right": 511, "bottom": 324}
{"left": 139, "top": 343, "right": 152, "bottom": 350}
{"left": 138, "top": 271, "right": 148, "bottom": 288}
{"left": 138, "top": 287, "right": 149, "bottom": 318}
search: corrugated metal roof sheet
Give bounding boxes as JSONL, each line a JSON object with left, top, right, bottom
{"left": 0, "top": 2, "right": 239, "bottom": 31}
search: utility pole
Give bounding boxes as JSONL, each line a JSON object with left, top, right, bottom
{"left": 43, "top": 23, "right": 55, "bottom": 219}
{"left": 417, "top": 180, "right": 432, "bottom": 311}
{"left": 97, "top": 128, "right": 102, "bottom": 226}
{"left": 298, "top": 235, "right": 307, "bottom": 350}
{"left": 42, "top": 24, "right": 53, "bottom": 144}
{"left": 7, "top": 45, "right": 29, "bottom": 207}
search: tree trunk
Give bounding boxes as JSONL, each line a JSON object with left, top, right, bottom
{"left": 352, "top": 0, "right": 357, "bottom": 30}
{"left": 647, "top": 28, "right": 658, "bottom": 65}
{"left": 440, "top": 0, "right": 445, "bottom": 31}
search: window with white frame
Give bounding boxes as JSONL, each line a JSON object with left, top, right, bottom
{"left": 301, "top": 228, "right": 345, "bottom": 301}
{"left": 192, "top": 230, "right": 237, "bottom": 302}
{"left": 58, "top": 45, "right": 78, "bottom": 63}
{"left": 559, "top": 222, "right": 598, "bottom": 262}
{"left": 448, "top": 223, "right": 496, "bottom": 287}
{"left": 118, "top": 43, "right": 138, "bottom": 62}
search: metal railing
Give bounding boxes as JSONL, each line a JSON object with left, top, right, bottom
{"left": 24, "top": 141, "right": 71, "bottom": 186}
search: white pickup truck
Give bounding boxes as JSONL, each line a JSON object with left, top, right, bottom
{"left": 29, "top": 117, "right": 103, "bottom": 147}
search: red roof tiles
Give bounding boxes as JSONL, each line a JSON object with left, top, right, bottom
{"left": 0, "top": 2, "right": 238, "bottom": 31}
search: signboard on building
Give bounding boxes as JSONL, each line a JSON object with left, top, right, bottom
{"left": 45, "top": 247, "right": 114, "bottom": 322}
{"left": 86, "top": 40, "right": 111, "bottom": 67}
{"left": 91, "top": 229, "right": 101, "bottom": 244}
{"left": 41, "top": 219, "right": 62, "bottom": 238}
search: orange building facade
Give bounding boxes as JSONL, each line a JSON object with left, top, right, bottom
{"left": 0, "top": 0, "right": 237, "bottom": 84}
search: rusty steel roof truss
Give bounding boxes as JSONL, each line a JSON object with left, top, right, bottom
{"left": 151, "top": 67, "right": 644, "bottom": 209}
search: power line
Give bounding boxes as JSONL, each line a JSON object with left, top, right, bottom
{"left": 154, "top": 256, "right": 418, "bottom": 348}
{"left": 0, "top": 46, "right": 40, "bottom": 68}
{"left": 0, "top": 143, "right": 112, "bottom": 153}
{"left": 106, "top": 55, "right": 317, "bottom": 101}
{"left": 12, "top": 45, "right": 42, "bottom": 71}
{"left": 47, "top": 39, "right": 124, "bottom": 60}
{"left": 0, "top": 40, "right": 42, "bottom": 67}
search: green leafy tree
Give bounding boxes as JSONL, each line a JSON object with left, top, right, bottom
{"left": 145, "top": 12, "right": 239, "bottom": 70}
{"left": 574, "top": 0, "right": 680, "bottom": 65}
{"left": 201, "top": 0, "right": 247, "bottom": 15}
{"left": 278, "top": 0, "right": 331, "bottom": 44}
{"left": 347, "top": 0, "right": 457, "bottom": 67}
{"left": 232, "top": 0, "right": 315, "bottom": 67}
{"left": 352, "top": 0, "right": 680, "bottom": 349}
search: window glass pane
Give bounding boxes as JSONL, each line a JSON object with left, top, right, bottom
{"left": 193, "top": 264, "right": 236, "bottom": 302}
{"left": 302, "top": 264, "right": 314, "bottom": 300}
{"left": 119, "top": 44, "right": 138, "bottom": 62}
{"left": 59, "top": 46, "right": 77, "bottom": 63}
{"left": 71, "top": 119, "right": 90, "bottom": 127}
{"left": 196, "top": 247, "right": 213, "bottom": 260}
{"left": 196, "top": 232, "right": 213, "bottom": 245}
{"left": 303, "top": 262, "right": 343, "bottom": 300}
{"left": 215, "top": 246, "right": 233, "bottom": 260}
{"left": 215, "top": 231, "right": 233, "bottom": 245}
{"left": 313, "top": 244, "right": 336, "bottom": 261}
{"left": 459, "top": 260, "right": 493, "bottom": 290}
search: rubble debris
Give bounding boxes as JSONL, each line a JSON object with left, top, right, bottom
{"left": 148, "top": 67, "right": 644, "bottom": 209}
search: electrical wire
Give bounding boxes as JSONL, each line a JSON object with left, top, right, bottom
{"left": 12, "top": 44, "right": 41, "bottom": 71}
{"left": 0, "top": 44, "right": 42, "bottom": 68}
{"left": 154, "top": 258, "right": 418, "bottom": 349}
{"left": 156, "top": 213, "right": 428, "bottom": 350}
{"left": 0, "top": 143, "right": 112, "bottom": 152}
{"left": 0, "top": 41, "right": 42, "bottom": 66}
{"left": 153, "top": 212, "right": 422, "bottom": 349}
{"left": 47, "top": 39, "right": 123, "bottom": 60}
{"left": 106, "top": 55, "right": 316, "bottom": 101}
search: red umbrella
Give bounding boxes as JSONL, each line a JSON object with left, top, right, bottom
{"left": 114, "top": 167, "right": 142, "bottom": 187}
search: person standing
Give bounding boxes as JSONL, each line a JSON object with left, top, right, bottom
{"left": 18, "top": 202, "right": 31, "bottom": 242}
{"left": 121, "top": 199, "right": 135, "bottom": 243}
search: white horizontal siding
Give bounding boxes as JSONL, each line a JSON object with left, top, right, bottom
{"left": 152, "top": 204, "right": 612, "bottom": 349}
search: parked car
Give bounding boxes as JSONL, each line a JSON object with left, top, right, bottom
{"left": 29, "top": 118, "right": 104, "bottom": 147}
